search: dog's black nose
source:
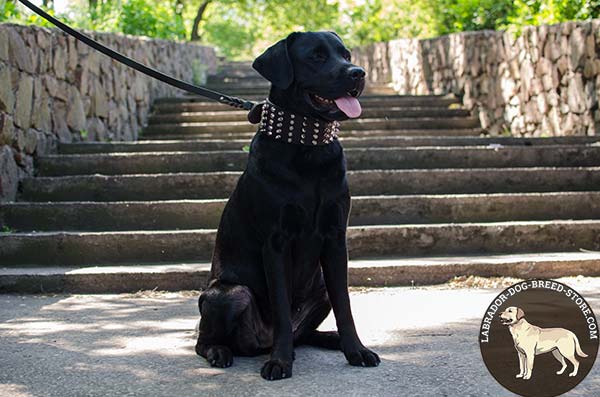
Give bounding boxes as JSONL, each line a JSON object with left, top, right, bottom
{"left": 348, "top": 66, "right": 366, "bottom": 81}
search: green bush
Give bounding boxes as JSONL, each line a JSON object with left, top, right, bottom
{"left": 3, "top": 0, "right": 186, "bottom": 40}
{"left": 507, "top": 0, "right": 600, "bottom": 27}
{"left": 427, "top": 0, "right": 515, "bottom": 34}
{"left": 0, "top": 0, "right": 20, "bottom": 22}
{"left": 118, "top": 0, "right": 186, "bottom": 40}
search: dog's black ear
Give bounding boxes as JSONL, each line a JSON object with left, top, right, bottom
{"left": 516, "top": 308, "right": 525, "bottom": 320}
{"left": 252, "top": 32, "right": 299, "bottom": 89}
{"left": 328, "top": 31, "right": 343, "bottom": 41}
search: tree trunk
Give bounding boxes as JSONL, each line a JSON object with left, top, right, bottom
{"left": 191, "top": 0, "right": 211, "bottom": 41}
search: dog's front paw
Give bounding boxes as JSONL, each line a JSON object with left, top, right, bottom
{"left": 343, "top": 346, "right": 380, "bottom": 367}
{"left": 516, "top": 373, "right": 523, "bottom": 378}
{"left": 206, "top": 345, "right": 233, "bottom": 368}
{"left": 522, "top": 373, "right": 532, "bottom": 380}
{"left": 261, "top": 358, "right": 293, "bottom": 380}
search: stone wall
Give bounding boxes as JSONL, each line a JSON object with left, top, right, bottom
{"left": 0, "top": 23, "right": 217, "bottom": 201}
{"left": 354, "top": 20, "right": 600, "bottom": 137}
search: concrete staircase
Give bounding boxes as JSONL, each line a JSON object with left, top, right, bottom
{"left": 2, "top": 62, "right": 600, "bottom": 293}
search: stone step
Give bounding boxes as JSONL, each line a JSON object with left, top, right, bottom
{"left": 153, "top": 95, "right": 460, "bottom": 108}
{"left": 206, "top": 75, "right": 266, "bottom": 85}
{"left": 205, "top": 81, "right": 271, "bottom": 90}
{"left": 142, "top": 117, "right": 481, "bottom": 135}
{"left": 205, "top": 78, "right": 395, "bottom": 90}
{"left": 148, "top": 108, "right": 471, "bottom": 123}
{"left": 202, "top": 84, "right": 396, "bottom": 97}
{"left": 202, "top": 87, "right": 270, "bottom": 97}
{"left": 141, "top": 128, "right": 483, "bottom": 141}
{"left": 1, "top": 220, "right": 599, "bottom": 266}
{"left": 20, "top": 167, "right": 600, "bottom": 201}
{"left": 3, "top": 192, "right": 600, "bottom": 232}
{"left": 3, "top": 251, "right": 600, "bottom": 293}
{"left": 151, "top": 99, "right": 462, "bottom": 114}
{"left": 213, "top": 64, "right": 256, "bottom": 75}
{"left": 216, "top": 67, "right": 255, "bottom": 74}
{"left": 37, "top": 145, "right": 600, "bottom": 176}
{"left": 58, "top": 136, "right": 600, "bottom": 154}
{"left": 198, "top": 88, "right": 398, "bottom": 98}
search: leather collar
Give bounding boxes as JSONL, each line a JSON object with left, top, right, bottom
{"left": 257, "top": 100, "right": 340, "bottom": 146}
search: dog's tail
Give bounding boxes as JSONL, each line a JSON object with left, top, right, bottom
{"left": 574, "top": 335, "right": 588, "bottom": 358}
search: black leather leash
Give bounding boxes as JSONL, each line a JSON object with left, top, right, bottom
{"left": 17, "top": 0, "right": 256, "bottom": 110}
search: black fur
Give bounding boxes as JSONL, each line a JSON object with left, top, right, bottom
{"left": 195, "top": 31, "right": 379, "bottom": 381}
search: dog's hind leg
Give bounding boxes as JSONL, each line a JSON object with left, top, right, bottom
{"left": 292, "top": 284, "right": 340, "bottom": 350}
{"left": 304, "top": 331, "right": 341, "bottom": 350}
{"left": 196, "top": 283, "right": 270, "bottom": 368}
{"left": 552, "top": 349, "right": 568, "bottom": 375}
{"left": 565, "top": 354, "right": 580, "bottom": 377}
{"left": 556, "top": 338, "right": 580, "bottom": 377}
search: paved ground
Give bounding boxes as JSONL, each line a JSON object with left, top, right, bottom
{"left": 1, "top": 277, "right": 599, "bottom": 397}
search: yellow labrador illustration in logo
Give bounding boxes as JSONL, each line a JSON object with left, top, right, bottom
{"left": 499, "top": 306, "right": 589, "bottom": 380}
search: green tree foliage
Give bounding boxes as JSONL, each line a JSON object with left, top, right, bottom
{"left": 191, "top": 0, "right": 341, "bottom": 58}
{"left": 426, "top": 0, "right": 515, "bottom": 35}
{"left": 507, "top": 0, "right": 600, "bottom": 27}
{"left": 339, "top": 0, "right": 435, "bottom": 46}
{"left": 3, "top": 0, "right": 186, "bottom": 40}
{"left": 1, "top": 0, "right": 598, "bottom": 59}
{"left": 1, "top": 0, "right": 20, "bottom": 22}
{"left": 118, "top": 0, "right": 186, "bottom": 39}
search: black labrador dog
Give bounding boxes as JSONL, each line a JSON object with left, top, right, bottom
{"left": 195, "top": 31, "right": 380, "bottom": 381}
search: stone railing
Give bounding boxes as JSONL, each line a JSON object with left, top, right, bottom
{"left": 354, "top": 20, "right": 600, "bottom": 137}
{"left": 0, "top": 23, "right": 217, "bottom": 201}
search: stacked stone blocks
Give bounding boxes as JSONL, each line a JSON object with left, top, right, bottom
{"left": 0, "top": 23, "right": 216, "bottom": 201}
{"left": 354, "top": 20, "right": 600, "bottom": 137}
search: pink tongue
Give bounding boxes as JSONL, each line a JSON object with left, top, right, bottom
{"left": 334, "top": 96, "right": 362, "bottom": 118}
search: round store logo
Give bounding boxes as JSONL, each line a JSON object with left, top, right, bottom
{"left": 479, "top": 279, "right": 598, "bottom": 397}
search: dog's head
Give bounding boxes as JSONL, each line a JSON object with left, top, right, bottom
{"left": 499, "top": 306, "right": 525, "bottom": 326}
{"left": 253, "top": 31, "right": 365, "bottom": 122}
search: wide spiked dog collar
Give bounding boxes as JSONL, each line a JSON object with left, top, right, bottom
{"left": 257, "top": 100, "right": 340, "bottom": 146}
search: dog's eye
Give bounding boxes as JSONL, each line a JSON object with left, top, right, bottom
{"left": 343, "top": 52, "right": 351, "bottom": 62}
{"left": 312, "top": 52, "right": 327, "bottom": 63}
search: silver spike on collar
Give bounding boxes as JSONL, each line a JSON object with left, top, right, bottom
{"left": 258, "top": 100, "right": 340, "bottom": 146}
